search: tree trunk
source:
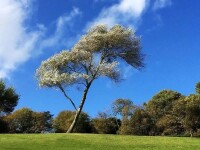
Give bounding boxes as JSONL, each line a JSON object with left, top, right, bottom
{"left": 190, "top": 130, "right": 193, "bottom": 137}
{"left": 67, "top": 83, "right": 91, "bottom": 133}
{"left": 67, "top": 108, "right": 81, "bottom": 133}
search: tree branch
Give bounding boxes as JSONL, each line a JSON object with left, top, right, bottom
{"left": 58, "top": 85, "right": 77, "bottom": 111}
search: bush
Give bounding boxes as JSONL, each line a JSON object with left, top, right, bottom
{"left": 53, "top": 111, "right": 91, "bottom": 133}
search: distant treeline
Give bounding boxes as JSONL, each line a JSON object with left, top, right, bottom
{"left": 1, "top": 80, "right": 200, "bottom": 137}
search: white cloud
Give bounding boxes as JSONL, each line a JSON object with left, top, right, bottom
{"left": 153, "top": 0, "right": 172, "bottom": 10}
{"left": 0, "top": 0, "right": 44, "bottom": 78}
{"left": 0, "top": 0, "right": 81, "bottom": 79}
{"left": 87, "top": 0, "right": 149, "bottom": 29}
{"left": 40, "top": 7, "right": 81, "bottom": 50}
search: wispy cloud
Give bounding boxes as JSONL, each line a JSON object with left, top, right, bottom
{"left": 153, "top": 0, "right": 172, "bottom": 10}
{"left": 87, "top": 0, "right": 149, "bottom": 29}
{"left": 0, "top": 0, "right": 172, "bottom": 79}
{"left": 40, "top": 7, "right": 81, "bottom": 50}
{"left": 0, "top": 0, "right": 81, "bottom": 79}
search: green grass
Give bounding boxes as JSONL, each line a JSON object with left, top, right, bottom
{"left": 0, "top": 134, "right": 200, "bottom": 150}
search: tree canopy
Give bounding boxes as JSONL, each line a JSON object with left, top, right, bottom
{"left": 4, "top": 108, "right": 53, "bottom": 133}
{"left": 0, "top": 80, "right": 19, "bottom": 115}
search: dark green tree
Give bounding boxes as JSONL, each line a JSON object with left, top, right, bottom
{"left": 0, "top": 80, "right": 19, "bottom": 116}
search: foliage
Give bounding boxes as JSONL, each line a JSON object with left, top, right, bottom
{"left": 36, "top": 25, "right": 143, "bottom": 88}
{"left": 0, "top": 117, "right": 8, "bottom": 133}
{"left": 31, "top": 111, "right": 53, "bottom": 133}
{"left": 118, "top": 118, "right": 132, "bottom": 135}
{"left": 144, "top": 90, "right": 183, "bottom": 135}
{"left": 195, "top": 82, "right": 200, "bottom": 94}
{"left": 182, "top": 94, "right": 200, "bottom": 136}
{"left": 36, "top": 24, "right": 144, "bottom": 132}
{"left": 145, "top": 90, "right": 182, "bottom": 118}
{"left": 130, "top": 108, "right": 152, "bottom": 135}
{"left": 5, "top": 108, "right": 53, "bottom": 133}
{"left": 112, "top": 99, "right": 135, "bottom": 119}
{"left": 91, "top": 112, "right": 119, "bottom": 134}
{"left": 112, "top": 98, "right": 135, "bottom": 134}
{"left": 156, "top": 114, "right": 184, "bottom": 136}
{"left": 0, "top": 80, "right": 19, "bottom": 115}
{"left": 53, "top": 111, "right": 91, "bottom": 133}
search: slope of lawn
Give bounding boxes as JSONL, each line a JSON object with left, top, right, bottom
{"left": 0, "top": 134, "right": 200, "bottom": 150}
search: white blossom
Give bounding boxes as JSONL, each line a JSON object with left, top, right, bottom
{"left": 36, "top": 24, "right": 143, "bottom": 88}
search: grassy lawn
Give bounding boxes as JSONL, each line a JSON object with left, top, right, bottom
{"left": 0, "top": 134, "right": 200, "bottom": 150}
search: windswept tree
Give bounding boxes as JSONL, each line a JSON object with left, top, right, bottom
{"left": 36, "top": 24, "right": 144, "bottom": 133}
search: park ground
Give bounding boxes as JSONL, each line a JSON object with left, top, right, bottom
{"left": 0, "top": 134, "right": 200, "bottom": 150}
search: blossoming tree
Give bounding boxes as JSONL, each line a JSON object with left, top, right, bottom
{"left": 36, "top": 25, "right": 144, "bottom": 133}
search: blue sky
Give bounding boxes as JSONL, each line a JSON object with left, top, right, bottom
{"left": 0, "top": 0, "right": 200, "bottom": 117}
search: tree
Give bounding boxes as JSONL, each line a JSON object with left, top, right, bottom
{"left": 130, "top": 108, "right": 152, "bottom": 135}
{"left": 155, "top": 114, "right": 184, "bottom": 136}
{"left": 182, "top": 95, "right": 200, "bottom": 137}
{"left": 5, "top": 108, "right": 53, "bottom": 133}
{"left": 112, "top": 99, "right": 135, "bottom": 134}
{"left": 195, "top": 82, "right": 200, "bottom": 94}
{"left": 112, "top": 99, "right": 135, "bottom": 119}
{"left": 145, "top": 90, "right": 182, "bottom": 135}
{"left": 91, "top": 112, "right": 119, "bottom": 134}
{"left": 36, "top": 24, "right": 144, "bottom": 133}
{"left": 0, "top": 117, "right": 8, "bottom": 133}
{"left": 0, "top": 80, "right": 19, "bottom": 116}
{"left": 53, "top": 111, "right": 91, "bottom": 133}
{"left": 5, "top": 108, "right": 33, "bottom": 133}
{"left": 31, "top": 111, "right": 53, "bottom": 133}
{"left": 91, "top": 118, "right": 119, "bottom": 134}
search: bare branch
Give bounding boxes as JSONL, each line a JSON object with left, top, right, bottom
{"left": 58, "top": 85, "right": 77, "bottom": 111}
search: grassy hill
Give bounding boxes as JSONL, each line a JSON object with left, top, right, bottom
{"left": 0, "top": 134, "right": 200, "bottom": 150}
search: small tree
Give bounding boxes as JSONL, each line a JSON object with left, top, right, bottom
{"left": 36, "top": 24, "right": 144, "bottom": 133}
{"left": 0, "top": 80, "right": 19, "bottom": 116}
{"left": 145, "top": 90, "right": 182, "bottom": 135}
{"left": 112, "top": 98, "right": 135, "bottom": 134}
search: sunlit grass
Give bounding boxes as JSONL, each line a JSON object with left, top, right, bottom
{"left": 0, "top": 134, "right": 200, "bottom": 150}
